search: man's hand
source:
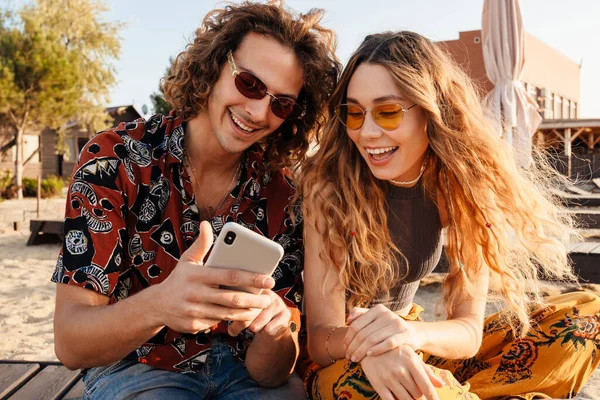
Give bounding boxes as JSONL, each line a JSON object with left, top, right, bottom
{"left": 241, "top": 291, "right": 300, "bottom": 388}
{"left": 227, "top": 290, "right": 292, "bottom": 337}
{"left": 152, "top": 221, "right": 276, "bottom": 333}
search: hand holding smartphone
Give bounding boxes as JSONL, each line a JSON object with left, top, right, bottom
{"left": 205, "top": 222, "right": 284, "bottom": 294}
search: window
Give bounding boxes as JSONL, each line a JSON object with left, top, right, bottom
{"left": 571, "top": 102, "right": 578, "bottom": 119}
{"left": 64, "top": 137, "right": 77, "bottom": 162}
{"left": 540, "top": 88, "right": 553, "bottom": 119}
{"left": 63, "top": 136, "right": 91, "bottom": 162}
{"left": 525, "top": 83, "right": 542, "bottom": 111}
{"left": 563, "top": 99, "right": 570, "bottom": 120}
{"left": 554, "top": 94, "right": 562, "bottom": 119}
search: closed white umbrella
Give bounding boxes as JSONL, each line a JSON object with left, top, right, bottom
{"left": 482, "top": 0, "right": 542, "bottom": 167}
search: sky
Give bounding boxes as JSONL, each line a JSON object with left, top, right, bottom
{"left": 101, "top": 0, "right": 600, "bottom": 118}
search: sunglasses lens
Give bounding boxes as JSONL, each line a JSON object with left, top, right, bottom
{"left": 235, "top": 72, "right": 302, "bottom": 120}
{"left": 336, "top": 105, "right": 364, "bottom": 129}
{"left": 235, "top": 72, "right": 266, "bottom": 99}
{"left": 271, "top": 97, "right": 298, "bottom": 119}
{"left": 373, "top": 104, "right": 403, "bottom": 130}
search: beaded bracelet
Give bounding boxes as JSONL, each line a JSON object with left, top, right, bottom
{"left": 325, "top": 326, "right": 340, "bottom": 364}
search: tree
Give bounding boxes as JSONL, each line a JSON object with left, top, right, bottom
{"left": 150, "top": 91, "right": 172, "bottom": 116}
{"left": 0, "top": 0, "right": 123, "bottom": 199}
{"left": 150, "top": 57, "right": 173, "bottom": 115}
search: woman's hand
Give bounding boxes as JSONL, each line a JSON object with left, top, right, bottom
{"left": 344, "top": 304, "right": 423, "bottom": 363}
{"left": 361, "top": 345, "right": 445, "bottom": 400}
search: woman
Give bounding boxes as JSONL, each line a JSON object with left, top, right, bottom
{"left": 299, "top": 31, "right": 600, "bottom": 400}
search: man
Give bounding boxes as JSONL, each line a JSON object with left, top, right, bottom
{"left": 52, "top": 1, "right": 339, "bottom": 398}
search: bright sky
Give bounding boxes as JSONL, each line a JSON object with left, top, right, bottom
{"left": 104, "top": 0, "right": 600, "bottom": 118}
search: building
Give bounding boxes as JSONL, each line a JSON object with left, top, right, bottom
{"left": 438, "top": 30, "right": 581, "bottom": 120}
{"left": 439, "top": 30, "right": 600, "bottom": 180}
{"left": 0, "top": 105, "right": 144, "bottom": 180}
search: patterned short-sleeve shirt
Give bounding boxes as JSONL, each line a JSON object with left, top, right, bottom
{"left": 51, "top": 113, "right": 304, "bottom": 373}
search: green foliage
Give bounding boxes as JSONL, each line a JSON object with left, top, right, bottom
{"left": 40, "top": 174, "right": 64, "bottom": 198}
{"left": 0, "top": 169, "right": 15, "bottom": 199}
{"left": 150, "top": 92, "right": 172, "bottom": 115}
{"left": 0, "top": 0, "right": 124, "bottom": 128}
{"left": 0, "top": 169, "right": 12, "bottom": 190}
{"left": 150, "top": 57, "right": 174, "bottom": 115}
{"left": 20, "top": 175, "right": 64, "bottom": 198}
{"left": 0, "top": 0, "right": 124, "bottom": 197}
{"left": 22, "top": 176, "right": 38, "bottom": 197}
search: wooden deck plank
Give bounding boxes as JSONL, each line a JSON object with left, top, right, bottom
{"left": 573, "top": 209, "right": 600, "bottom": 214}
{"left": 569, "top": 242, "right": 586, "bottom": 253}
{"left": 575, "top": 215, "right": 600, "bottom": 229}
{"left": 589, "top": 243, "right": 600, "bottom": 255}
{"left": 9, "top": 366, "right": 81, "bottom": 400}
{"left": 571, "top": 242, "right": 600, "bottom": 254}
{"left": 571, "top": 253, "right": 600, "bottom": 283}
{"left": 0, "top": 363, "right": 40, "bottom": 400}
{"left": 60, "top": 378, "right": 84, "bottom": 400}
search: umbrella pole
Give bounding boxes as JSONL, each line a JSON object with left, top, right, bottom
{"left": 564, "top": 128, "right": 572, "bottom": 180}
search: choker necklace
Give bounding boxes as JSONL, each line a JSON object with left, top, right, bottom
{"left": 389, "top": 155, "right": 429, "bottom": 187}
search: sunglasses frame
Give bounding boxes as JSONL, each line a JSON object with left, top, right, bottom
{"left": 227, "top": 50, "right": 306, "bottom": 120}
{"left": 336, "top": 103, "right": 417, "bottom": 130}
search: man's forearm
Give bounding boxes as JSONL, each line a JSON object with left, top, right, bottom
{"left": 54, "top": 285, "right": 165, "bottom": 370}
{"left": 245, "top": 328, "right": 299, "bottom": 387}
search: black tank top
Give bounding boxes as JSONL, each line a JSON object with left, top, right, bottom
{"left": 372, "top": 181, "right": 443, "bottom": 311}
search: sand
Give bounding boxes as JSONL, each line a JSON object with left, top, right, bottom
{"left": 0, "top": 230, "right": 60, "bottom": 361}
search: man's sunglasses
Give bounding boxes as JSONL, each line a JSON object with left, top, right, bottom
{"left": 335, "top": 103, "right": 417, "bottom": 130}
{"left": 227, "top": 50, "right": 306, "bottom": 120}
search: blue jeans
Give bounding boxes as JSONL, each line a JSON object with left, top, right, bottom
{"left": 82, "top": 340, "right": 306, "bottom": 399}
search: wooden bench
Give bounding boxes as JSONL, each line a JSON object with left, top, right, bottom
{"left": 569, "top": 208, "right": 600, "bottom": 229}
{"left": 0, "top": 361, "right": 83, "bottom": 400}
{"left": 26, "top": 220, "right": 64, "bottom": 246}
{"left": 433, "top": 242, "right": 600, "bottom": 284}
{"left": 550, "top": 188, "right": 600, "bottom": 207}
{"left": 568, "top": 241, "right": 600, "bottom": 283}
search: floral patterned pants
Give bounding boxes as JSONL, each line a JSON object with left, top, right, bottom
{"left": 304, "top": 292, "right": 600, "bottom": 400}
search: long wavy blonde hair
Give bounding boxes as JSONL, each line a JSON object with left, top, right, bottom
{"left": 300, "top": 31, "right": 577, "bottom": 332}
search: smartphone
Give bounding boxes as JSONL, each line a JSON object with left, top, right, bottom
{"left": 205, "top": 222, "right": 284, "bottom": 294}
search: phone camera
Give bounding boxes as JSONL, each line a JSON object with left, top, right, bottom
{"left": 224, "top": 231, "right": 236, "bottom": 245}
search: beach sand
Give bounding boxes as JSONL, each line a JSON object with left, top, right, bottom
{"left": 0, "top": 230, "right": 60, "bottom": 361}
{"left": 0, "top": 197, "right": 598, "bottom": 398}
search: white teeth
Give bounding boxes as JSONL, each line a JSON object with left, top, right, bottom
{"left": 230, "top": 111, "right": 255, "bottom": 133}
{"left": 366, "top": 147, "right": 398, "bottom": 155}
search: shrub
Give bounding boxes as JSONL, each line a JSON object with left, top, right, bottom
{"left": 0, "top": 170, "right": 15, "bottom": 200}
{"left": 40, "top": 175, "right": 64, "bottom": 198}
{"left": 22, "top": 177, "right": 38, "bottom": 197}
{"left": 0, "top": 172, "right": 65, "bottom": 199}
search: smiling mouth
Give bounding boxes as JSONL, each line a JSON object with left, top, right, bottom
{"left": 365, "top": 146, "right": 398, "bottom": 161}
{"left": 229, "top": 109, "right": 257, "bottom": 134}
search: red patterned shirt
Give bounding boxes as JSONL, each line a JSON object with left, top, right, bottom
{"left": 52, "top": 113, "right": 304, "bottom": 372}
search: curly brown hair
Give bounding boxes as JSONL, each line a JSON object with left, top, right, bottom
{"left": 163, "top": 0, "right": 340, "bottom": 172}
